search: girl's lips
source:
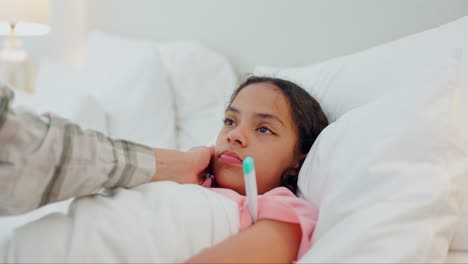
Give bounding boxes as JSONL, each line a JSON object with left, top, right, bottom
{"left": 219, "top": 154, "right": 242, "bottom": 165}
{"left": 219, "top": 152, "right": 243, "bottom": 165}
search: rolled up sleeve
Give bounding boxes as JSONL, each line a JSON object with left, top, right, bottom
{"left": 0, "top": 83, "right": 156, "bottom": 216}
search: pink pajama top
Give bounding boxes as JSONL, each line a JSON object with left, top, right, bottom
{"left": 203, "top": 179, "right": 318, "bottom": 260}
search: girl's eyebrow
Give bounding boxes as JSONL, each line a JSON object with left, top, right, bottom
{"left": 227, "top": 106, "right": 285, "bottom": 127}
{"left": 226, "top": 106, "right": 240, "bottom": 114}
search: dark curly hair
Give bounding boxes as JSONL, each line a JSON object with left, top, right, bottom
{"left": 228, "top": 76, "right": 329, "bottom": 195}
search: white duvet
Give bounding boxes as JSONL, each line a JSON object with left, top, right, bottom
{"left": 0, "top": 181, "right": 240, "bottom": 263}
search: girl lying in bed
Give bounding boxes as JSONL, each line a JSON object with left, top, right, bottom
{"left": 188, "top": 76, "right": 329, "bottom": 263}
{"left": 0, "top": 76, "right": 328, "bottom": 263}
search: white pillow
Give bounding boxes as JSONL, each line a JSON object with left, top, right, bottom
{"left": 255, "top": 15, "right": 468, "bottom": 252}
{"left": 13, "top": 61, "right": 108, "bottom": 134}
{"left": 255, "top": 16, "right": 468, "bottom": 123}
{"left": 159, "top": 42, "right": 237, "bottom": 151}
{"left": 82, "top": 32, "right": 176, "bottom": 148}
{"left": 297, "top": 54, "right": 466, "bottom": 262}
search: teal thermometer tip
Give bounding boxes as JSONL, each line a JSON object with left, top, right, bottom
{"left": 243, "top": 156, "right": 254, "bottom": 174}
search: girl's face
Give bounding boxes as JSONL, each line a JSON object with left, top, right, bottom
{"left": 213, "top": 82, "right": 304, "bottom": 195}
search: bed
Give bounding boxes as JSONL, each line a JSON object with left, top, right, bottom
{"left": 1, "top": 1, "right": 468, "bottom": 262}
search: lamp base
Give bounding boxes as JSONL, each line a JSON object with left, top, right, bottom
{"left": 0, "top": 37, "right": 28, "bottom": 62}
{"left": 0, "top": 38, "right": 35, "bottom": 93}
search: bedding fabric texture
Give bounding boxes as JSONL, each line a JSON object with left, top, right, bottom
{"left": 255, "top": 16, "right": 468, "bottom": 123}
{"left": 255, "top": 15, "right": 468, "bottom": 255}
{"left": 83, "top": 32, "right": 177, "bottom": 149}
{"left": 16, "top": 33, "right": 178, "bottom": 149}
{"left": 159, "top": 41, "right": 238, "bottom": 151}
{"left": 296, "top": 53, "right": 466, "bottom": 262}
{"left": 452, "top": 50, "right": 468, "bottom": 251}
{"left": 445, "top": 251, "right": 468, "bottom": 263}
{"left": 0, "top": 182, "right": 239, "bottom": 263}
{"left": 12, "top": 61, "right": 108, "bottom": 134}
{"left": 85, "top": 32, "right": 238, "bottom": 151}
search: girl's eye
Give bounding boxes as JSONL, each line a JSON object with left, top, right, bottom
{"left": 258, "top": 127, "right": 273, "bottom": 135}
{"left": 223, "top": 118, "right": 236, "bottom": 127}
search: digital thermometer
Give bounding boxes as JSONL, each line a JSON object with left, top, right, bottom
{"left": 242, "top": 156, "right": 258, "bottom": 223}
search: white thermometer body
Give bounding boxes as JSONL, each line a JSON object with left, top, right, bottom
{"left": 243, "top": 156, "right": 258, "bottom": 223}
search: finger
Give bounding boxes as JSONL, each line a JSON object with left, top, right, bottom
{"left": 187, "top": 146, "right": 202, "bottom": 152}
{"left": 198, "top": 171, "right": 206, "bottom": 185}
{"left": 207, "top": 146, "right": 215, "bottom": 156}
{"left": 202, "top": 147, "right": 215, "bottom": 167}
{"left": 188, "top": 146, "right": 206, "bottom": 152}
{"left": 190, "top": 146, "right": 215, "bottom": 162}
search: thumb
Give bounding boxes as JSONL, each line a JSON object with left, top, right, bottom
{"left": 190, "top": 146, "right": 214, "bottom": 185}
{"left": 206, "top": 145, "right": 215, "bottom": 157}
{"left": 195, "top": 146, "right": 214, "bottom": 167}
{"left": 189, "top": 146, "right": 214, "bottom": 160}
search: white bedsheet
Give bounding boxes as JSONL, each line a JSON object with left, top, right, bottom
{"left": 0, "top": 181, "right": 239, "bottom": 263}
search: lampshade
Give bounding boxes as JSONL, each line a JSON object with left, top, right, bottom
{"left": 0, "top": 0, "right": 50, "bottom": 36}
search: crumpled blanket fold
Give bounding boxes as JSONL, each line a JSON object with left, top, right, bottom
{"left": 0, "top": 181, "right": 239, "bottom": 263}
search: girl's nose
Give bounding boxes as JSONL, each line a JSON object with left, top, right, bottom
{"left": 227, "top": 126, "right": 248, "bottom": 147}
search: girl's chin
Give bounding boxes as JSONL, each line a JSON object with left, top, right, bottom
{"left": 214, "top": 162, "right": 242, "bottom": 175}
{"left": 213, "top": 170, "right": 244, "bottom": 193}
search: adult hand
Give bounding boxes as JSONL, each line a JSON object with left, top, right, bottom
{"left": 152, "top": 146, "right": 214, "bottom": 185}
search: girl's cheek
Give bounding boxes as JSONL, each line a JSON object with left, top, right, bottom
{"left": 215, "top": 131, "right": 226, "bottom": 145}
